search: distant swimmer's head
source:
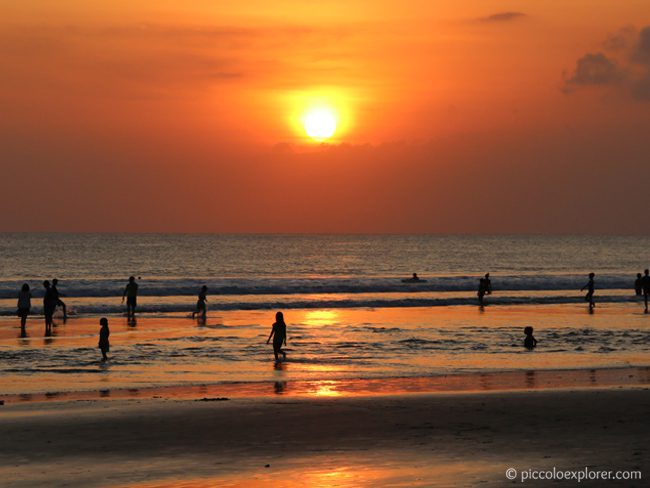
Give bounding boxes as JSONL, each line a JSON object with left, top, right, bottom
{"left": 413, "top": 273, "right": 418, "bottom": 279}
{"left": 100, "top": 317, "right": 108, "bottom": 327}
{"left": 43, "top": 280, "right": 50, "bottom": 288}
{"left": 21, "top": 283, "right": 30, "bottom": 292}
{"left": 276, "top": 311, "right": 284, "bottom": 323}
{"left": 589, "top": 272, "right": 595, "bottom": 278}
{"left": 128, "top": 276, "right": 135, "bottom": 283}
{"left": 524, "top": 326, "right": 534, "bottom": 336}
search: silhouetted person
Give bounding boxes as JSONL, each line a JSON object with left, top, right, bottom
{"left": 266, "top": 311, "right": 287, "bottom": 361}
{"left": 402, "top": 273, "right": 426, "bottom": 283}
{"left": 642, "top": 269, "right": 650, "bottom": 314}
{"left": 98, "top": 317, "right": 110, "bottom": 361}
{"left": 51, "top": 278, "right": 67, "bottom": 321}
{"left": 581, "top": 272, "right": 595, "bottom": 310}
{"left": 42, "top": 280, "right": 57, "bottom": 336}
{"left": 122, "top": 276, "right": 138, "bottom": 319}
{"left": 192, "top": 285, "right": 208, "bottom": 320}
{"left": 17, "top": 283, "right": 31, "bottom": 337}
{"left": 478, "top": 273, "right": 492, "bottom": 306}
{"left": 524, "top": 326, "right": 537, "bottom": 350}
{"left": 635, "top": 273, "right": 643, "bottom": 296}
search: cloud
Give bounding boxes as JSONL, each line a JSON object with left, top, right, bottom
{"left": 632, "top": 26, "right": 650, "bottom": 64}
{"left": 565, "top": 53, "right": 623, "bottom": 86}
{"left": 603, "top": 25, "right": 636, "bottom": 51}
{"left": 564, "top": 25, "right": 650, "bottom": 101}
{"left": 478, "top": 12, "right": 526, "bottom": 23}
{"left": 0, "top": 21, "right": 371, "bottom": 99}
{"left": 632, "top": 76, "right": 650, "bottom": 100}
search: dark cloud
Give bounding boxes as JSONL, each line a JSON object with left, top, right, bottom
{"left": 603, "top": 25, "right": 636, "bottom": 51}
{"left": 564, "top": 26, "right": 650, "bottom": 101}
{"left": 565, "top": 53, "right": 623, "bottom": 86}
{"left": 632, "top": 26, "right": 650, "bottom": 64}
{"left": 478, "top": 12, "right": 526, "bottom": 23}
{"left": 632, "top": 76, "right": 650, "bottom": 100}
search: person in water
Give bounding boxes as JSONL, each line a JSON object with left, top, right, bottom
{"left": 122, "top": 276, "right": 139, "bottom": 319}
{"left": 581, "top": 272, "right": 595, "bottom": 310}
{"left": 51, "top": 278, "right": 67, "bottom": 321}
{"left": 98, "top": 317, "right": 110, "bottom": 361}
{"left": 17, "top": 283, "right": 31, "bottom": 337}
{"left": 266, "top": 311, "right": 287, "bottom": 361}
{"left": 524, "top": 326, "right": 537, "bottom": 350}
{"left": 642, "top": 269, "right": 650, "bottom": 313}
{"left": 192, "top": 285, "right": 208, "bottom": 320}
{"left": 478, "top": 273, "right": 492, "bottom": 306}
{"left": 635, "top": 273, "right": 643, "bottom": 296}
{"left": 42, "top": 280, "right": 58, "bottom": 336}
{"left": 411, "top": 273, "right": 420, "bottom": 281}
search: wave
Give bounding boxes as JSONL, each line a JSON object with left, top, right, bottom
{"left": 0, "top": 273, "right": 640, "bottom": 300}
{"left": 0, "top": 293, "right": 645, "bottom": 316}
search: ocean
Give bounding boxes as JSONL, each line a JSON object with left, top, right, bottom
{"left": 1, "top": 233, "right": 649, "bottom": 397}
{"left": 1, "top": 233, "right": 648, "bottom": 314}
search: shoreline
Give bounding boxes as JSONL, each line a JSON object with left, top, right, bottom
{"left": 2, "top": 365, "right": 648, "bottom": 405}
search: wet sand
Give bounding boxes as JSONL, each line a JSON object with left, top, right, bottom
{"left": 1, "top": 365, "right": 649, "bottom": 405}
{"left": 1, "top": 388, "right": 648, "bottom": 487}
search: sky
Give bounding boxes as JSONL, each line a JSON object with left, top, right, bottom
{"left": 1, "top": 1, "right": 649, "bottom": 233}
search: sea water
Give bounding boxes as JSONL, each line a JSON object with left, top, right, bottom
{"left": 1, "top": 234, "right": 649, "bottom": 395}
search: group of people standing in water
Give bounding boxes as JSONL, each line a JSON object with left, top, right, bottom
{"left": 579, "top": 269, "right": 650, "bottom": 312}
{"left": 17, "top": 278, "right": 67, "bottom": 337}
{"left": 12, "top": 270, "right": 650, "bottom": 362}
{"left": 473, "top": 270, "right": 650, "bottom": 313}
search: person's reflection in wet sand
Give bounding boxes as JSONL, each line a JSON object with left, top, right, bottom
{"left": 128, "top": 316, "right": 137, "bottom": 327}
{"left": 273, "top": 359, "right": 287, "bottom": 393}
{"left": 525, "top": 370, "right": 536, "bottom": 389}
{"left": 17, "top": 335, "right": 31, "bottom": 345}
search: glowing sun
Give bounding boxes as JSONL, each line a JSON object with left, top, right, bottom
{"left": 303, "top": 108, "right": 337, "bottom": 140}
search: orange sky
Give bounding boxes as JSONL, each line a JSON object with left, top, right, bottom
{"left": 1, "top": 1, "right": 650, "bottom": 233}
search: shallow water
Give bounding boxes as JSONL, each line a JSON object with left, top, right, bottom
{"left": 2, "top": 304, "right": 649, "bottom": 396}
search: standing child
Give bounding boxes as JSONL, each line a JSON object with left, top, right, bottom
{"left": 42, "top": 280, "right": 57, "bottom": 336}
{"left": 17, "top": 283, "right": 31, "bottom": 337}
{"left": 524, "top": 326, "right": 537, "bottom": 350}
{"left": 581, "top": 272, "right": 595, "bottom": 310}
{"left": 266, "top": 311, "right": 287, "bottom": 361}
{"left": 477, "top": 273, "right": 492, "bottom": 306}
{"left": 642, "top": 269, "right": 650, "bottom": 314}
{"left": 635, "top": 273, "right": 643, "bottom": 296}
{"left": 122, "top": 276, "right": 138, "bottom": 319}
{"left": 99, "top": 317, "right": 110, "bottom": 361}
{"left": 192, "top": 285, "right": 208, "bottom": 320}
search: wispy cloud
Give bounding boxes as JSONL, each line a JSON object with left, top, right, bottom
{"left": 478, "top": 12, "right": 526, "bottom": 23}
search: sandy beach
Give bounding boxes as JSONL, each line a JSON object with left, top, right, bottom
{"left": 1, "top": 387, "right": 647, "bottom": 487}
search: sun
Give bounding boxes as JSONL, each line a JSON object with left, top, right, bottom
{"left": 303, "top": 108, "right": 337, "bottom": 140}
